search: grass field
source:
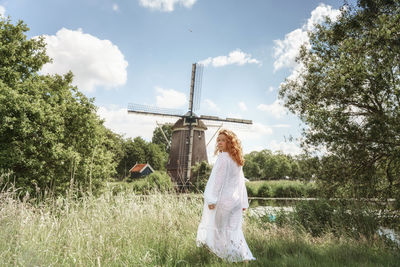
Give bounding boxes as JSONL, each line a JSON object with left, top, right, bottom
{"left": 0, "top": 189, "right": 399, "bottom": 266}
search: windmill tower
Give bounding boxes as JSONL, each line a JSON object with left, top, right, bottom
{"left": 128, "top": 63, "right": 252, "bottom": 189}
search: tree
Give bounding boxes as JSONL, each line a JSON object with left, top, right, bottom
{"left": 116, "top": 136, "right": 168, "bottom": 180}
{"left": 0, "top": 18, "right": 120, "bottom": 195}
{"left": 152, "top": 124, "right": 172, "bottom": 154}
{"left": 279, "top": 0, "right": 400, "bottom": 198}
{"left": 191, "top": 160, "right": 212, "bottom": 192}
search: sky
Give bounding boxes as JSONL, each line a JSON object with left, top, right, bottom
{"left": 1, "top": 0, "right": 346, "bottom": 161}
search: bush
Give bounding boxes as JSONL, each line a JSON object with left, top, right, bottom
{"left": 258, "top": 184, "right": 271, "bottom": 197}
{"left": 293, "top": 199, "right": 334, "bottom": 237}
{"left": 191, "top": 161, "right": 212, "bottom": 193}
{"left": 291, "top": 199, "right": 381, "bottom": 239}
{"left": 304, "top": 183, "right": 319, "bottom": 197}
{"left": 274, "top": 185, "right": 305, "bottom": 198}
{"left": 246, "top": 183, "right": 257, "bottom": 197}
{"left": 147, "top": 171, "right": 173, "bottom": 192}
{"left": 330, "top": 201, "right": 380, "bottom": 239}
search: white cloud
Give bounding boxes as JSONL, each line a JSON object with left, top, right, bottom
{"left": 257, "top": 100, "right": 287, "bottom": 118}
{"left": 97, "top": 106, "right": 176, "bottom": 141}
{"left": 273, "top": 3, "right": 341, "bottom": 72}
{"left": 269, "top": 140, "right": 303, "bottom": 155}
{"left": 272, "top": 124, "right": 290, "bottom": 128}
{"left": 200, "top": 49, "right": 261, "bottom": 67}
{"left": 204, "top": 99, "right": 220, "bottom": 111}
{"left": 205, "top": 122, "right": 274, "bottom": 163}
{"left": 113, "top": 4, "right": 119, "bottom": 11}
{"left": 306, "top": 4, "right": 341, "bottom": 32}
{"left": 139, "top": 0, "right": 197, "bottom": 12}
{"left": 238, "top": 102, "right": 247, "bottom": 111}
{"left": 268, "top": 86, "right": 274, "bottom": 92}
{"left": 40, "top": 28, "right": 128, "bottom": 92}
{"left": 273, "top": 28, "right": 309, "bottom": 71}
{"left": 155, "top": 87, "right": 187, "bottom": 109}
{"left": 0, "top": 5, "right": 5, "bottom": 17}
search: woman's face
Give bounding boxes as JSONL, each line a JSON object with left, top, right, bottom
{"left": 217, "top": 134, "right": 228, "bottom": 152}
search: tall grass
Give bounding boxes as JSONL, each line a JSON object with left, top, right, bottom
{"left": 0, "top": 189, "right": 399, "bottom": 266}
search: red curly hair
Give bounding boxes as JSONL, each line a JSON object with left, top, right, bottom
{"left": 214, "top": 129, "right": 245, "bottom": 166}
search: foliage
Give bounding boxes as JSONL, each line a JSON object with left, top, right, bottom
{"left": 152, "top": 124, "right": 172, "bottom": 154}
{"left": 115, "top": 137, "right": 168, "bottom": 180}
{"left": 279, "top": 0, "right": 400, "bottom": 199}
{"left": 285, "top": 199, "right": 382, "bottom": 240}
{"left": 258, "top": 184, "right": 271, "bottom": 198}
{"left": 274, "top": 185, "right": 305, "bottom": 198}
{"left": 0, "top": 18, "right": 120, "bottom": 195}
{"left": 146, "top": 171, "right": 173, "bottom": 192}
{"left": 245, "top": 183, "right": 257, "bottom": 197}
{"left": 243, "top": 150, "right": 319, "bottom": 181}
{"left": 246, "top": 180, "right": 318, "bottom": 198}
{"left": 108, "top": 171, "right": 173, "bottom": 194}
{"left": 191, "top": 160, "right": 212, "bottom": 192}
{"left": 293, "top": 199, "right": 335, "bottom": 237}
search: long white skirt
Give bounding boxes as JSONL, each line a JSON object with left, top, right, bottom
{"left": 196, "top": 202, "right": 256, "bottom": 262}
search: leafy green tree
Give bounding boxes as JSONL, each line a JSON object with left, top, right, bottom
{"left": 116, "top": 136, "right": 167, "bottom": 180}
{"left": 243, "top": 154, "right": 261, "bottom": 180}
{"left": 279, "top": 0, "right": 400, "bottom": 198}
{"left": 275, "top": 154, "right": 292, "bottom": 179}
{"left": 0, "top": 18, "right": 120, "bottom": 195}
{"left": 145, "top": 142, "right": 167, "bottom": 171}
{"left": 191, "top": 160, "right": 212, "bottom": 192}
{"left": 152, "top": 124, "right": 172, "bottom": 154}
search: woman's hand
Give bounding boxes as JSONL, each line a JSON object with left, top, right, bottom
{"left": 208, "top": 204, "right": 216, "bottom": 210}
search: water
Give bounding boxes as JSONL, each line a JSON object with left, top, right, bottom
{"left": 378, "top": 227, "right": 400, "bottom": 246}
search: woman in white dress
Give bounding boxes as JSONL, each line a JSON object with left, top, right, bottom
{"left": 196, "top": 129, "right": 256, "bottom": 262}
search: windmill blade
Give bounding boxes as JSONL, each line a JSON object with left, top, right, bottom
{"left": 128, "top": 103, "right": 184, "bottom": 118}
{"left": 188, "top": 64, "right": 196, "bottom": 113}
{"left": 199, "top": 115, "right": 252, "bottom": 125}
{"left": 193, "top": 63, "right": 203, "bottom": 112}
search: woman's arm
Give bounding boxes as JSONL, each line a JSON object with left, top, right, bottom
{"left": 204, "top": 154, "right": 228, "bottom": 207}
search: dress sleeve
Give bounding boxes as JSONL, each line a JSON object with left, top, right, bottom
{"left": 241, "top": 170, "right": 249, "bottom": 209}
{"left": 203, "top": 154, "right": 228, "bottom": 205}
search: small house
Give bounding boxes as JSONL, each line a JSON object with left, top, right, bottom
{"left": 129, "top": 163, "right": 155, "bottom": 179}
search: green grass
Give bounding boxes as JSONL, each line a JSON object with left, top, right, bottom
{"left": 0, "top": 189, "right": 398, "bottom": 266}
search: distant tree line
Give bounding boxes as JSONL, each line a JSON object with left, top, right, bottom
{"left": 243, "top": 150, "right": 319, "bottom": 181}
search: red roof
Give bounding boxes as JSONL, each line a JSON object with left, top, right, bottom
{"left": 130, "top": 164, "right": 147, "bottom": 173}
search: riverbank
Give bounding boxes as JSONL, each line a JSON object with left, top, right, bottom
{"left": 1, "top": 191, "right": 398, "bottom": 266}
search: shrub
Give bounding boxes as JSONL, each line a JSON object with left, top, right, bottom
{"left": 147, "top": 171, "right": 173, "bottom": 192}
{"left": 246, "top": 183, "right": 257, "bottom": 197}
{"left": 330, "top": 201, "right": 380, "bottom": 239}
{"left": 293, "top": 199, "right": 334, "bottom": 237}
{"left": 274, "top": 185, "right": 305, "bottom": 198}
{"left": 304, "top": 183, "right": 319, "bottom": 197}
{"left": 258, "top": 184, "right": 271, "bottom": 197}
{"left": 291, "top": 199, "right": 381, "bottom": 239}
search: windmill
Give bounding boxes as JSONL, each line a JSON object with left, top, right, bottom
{"left": 128, "top": 63, "right": 252, "bottom": 189}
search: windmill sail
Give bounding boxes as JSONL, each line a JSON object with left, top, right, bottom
{"left": 128, "top": 103, "right": 183, "bottom": 118}
{"left": 193, "top": 63, "right": 203, "bottom": 112}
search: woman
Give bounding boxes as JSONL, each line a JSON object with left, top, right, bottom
{"left": 196, "top": 129, "right": 255, "bottom": 262}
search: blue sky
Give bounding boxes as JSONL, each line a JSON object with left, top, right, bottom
{"left": 1, "top": 0, "right": 346, "bottom": 159}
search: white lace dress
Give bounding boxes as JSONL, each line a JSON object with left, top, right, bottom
{"left": 196, "top": 152, "right": 256, "bottom": 262}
